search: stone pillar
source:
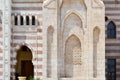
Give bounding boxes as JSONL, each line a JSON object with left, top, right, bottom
{"left": 3, "top": 0, "right": 11, "bottom": 80}
{"left": 29, "top": 15, "right": 32, "bottom": 26}
{"left": 17, "top": 15, "right": 20, "bottom": 26}
{"left": 23, "top": 15, "right": 26, "bottom": 26}
{"left": 35, "top": 15, "right": 37, "bottom": 26}
{"left": 11, "top": 15, "right": 14, "bottom": 26}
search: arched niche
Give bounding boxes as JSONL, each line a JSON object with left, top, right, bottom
{"left": 14, "top": 43, "right": 34, "bottom": 64}
{"left": 61, "top": 11, "right": 84, "bottom": 78}
{"left": 93, "top": 27, "right": 100, "bottom": 43}
{"left": 60, "top": 0, "right": 87, "bottom": 25}
{"left": 93, "top": 27, "right": 100, "bottom": 78}
{"left": 63, "top": 13, "right": 83, "bottom": 41}
{"left": 47, "top": 26, "right": 54, "bottom": 78}
{"left": 64, "top": 35, "right": 81, "bottom": 78}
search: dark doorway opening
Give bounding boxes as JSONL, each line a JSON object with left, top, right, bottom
{"left": 15, "top": 45, "right": 34, "bottom": 80}
{"left": 21, "top": 60, "right": 34, "bottom": 79}
{"left": 106, "top": 59, "right": 116, "bottom": 80}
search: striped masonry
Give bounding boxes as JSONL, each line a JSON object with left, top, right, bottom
{"left": 104, "top": 0, "right": 120, "bottom": 79}
{"left": 0, "top": 24, "right": 3, "bottom": 80}
{"left": 10, "top": 13, "right": 43, "bottom": 79}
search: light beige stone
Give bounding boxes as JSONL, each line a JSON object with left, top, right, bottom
{"left": 43, "top": 0, "right": 105, "bottom": 80}
{"left": 0, "top": 0, "right": 105, "bottom": 80}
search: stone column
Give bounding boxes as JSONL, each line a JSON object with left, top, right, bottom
{"left": 3, "top": 0, "right": 11, "bottom": 80}
{"left": 29, "top": 15, "right": 32, "bottom": 26}
{"left": 35, "top": 15, "right": 37, "bottom": 26}
{"left": 11, "top": 15, "right": 14, "bottom": 26}
{"left": 23, "top": 15, "right": 26, "bottom": 26}
{"left": 17, "top": 15, "right": 20, "bottom": 26}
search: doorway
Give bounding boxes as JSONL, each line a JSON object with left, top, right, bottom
{"left": 21, "top": 60, "right": 34, "bottom": 78}
{"left": 15, "top": 45, "right": 34, "bottom": 80}
{"left": 106, "top": 59, "right": 116, "bottom": 80}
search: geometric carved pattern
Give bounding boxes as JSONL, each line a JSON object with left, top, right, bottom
{"left": 73, "top": 47, "right": 81, "bottom": 65}
{"left": 65, "top": 35, "right": 81, "bottom": 65}
{"left": 65, "top": 35, "right": 81, "bottom": 77}
{"left": 63, "top": 11, "right": 83, "bottom": 77}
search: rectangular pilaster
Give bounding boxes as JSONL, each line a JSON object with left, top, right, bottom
{"left": 3, "top": 0, "right": 11, "bottom": 80}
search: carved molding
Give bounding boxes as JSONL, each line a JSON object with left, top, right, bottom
{"left": 92, "top": 0, "right": 104, "bottom": 8}
{"left": 12, "top": 0, "right": 43, "bottom": 3}
{"left": 43, "top": 0, "right": 56, "bottom": 9}
{"left": 62, "top": 10, "right": 85, "bottom": 34}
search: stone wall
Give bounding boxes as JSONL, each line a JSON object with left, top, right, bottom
{"left": 10, "top": 2, "right": 43, "bottom": 79}
{"left": 104, "top": 0, "right": 120, "bottom": 80}
{"left": 0, "top": 0, "right": 106, "bottom": 80}
{"left": 43, "top": 0, "right": 105, "bottom": 80}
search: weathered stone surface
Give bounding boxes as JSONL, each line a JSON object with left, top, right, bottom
{"left": 0, "top": 0, "right": 105, "bottom": 80}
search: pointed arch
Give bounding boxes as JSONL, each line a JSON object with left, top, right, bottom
{"left": 62, "top": 10, "right": 83, "bottom": 29}
{"left": 12, "top": 43, "right": 35, "bottom": 80}
{"left": 47, "top": 26, "right": 54, "bottom": 78}
{"left": 16, "top": 45, "right": 33, "bottom": 60}
{"left": 62, "top": 11, "right": 83, "bottom": 41}
{"left": 65, "top": 34, "right": 81, "bottom": 47}
{"left": 16, "top": 45, "right": 34, "bottom": 79}
{"left": 93, "top": 27, "right": 100, "bottom": 43}
{"left": 107, "top": 21, "right": 116, "bottom": 38}
{"left": 64, "top": 34, "right": 81, "bottom": 77}
{"left": 93, "top": 27, "right": 100, "bottom": 78}
{"left": 14, "top": 43, "right": 34, "bottom": 53}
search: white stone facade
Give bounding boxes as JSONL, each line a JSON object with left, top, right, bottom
{"left": 0, "top": 0, "right": 105, "bottom": 80}
{"left": 43, "top": 0, "right": 105, "bottom": 80}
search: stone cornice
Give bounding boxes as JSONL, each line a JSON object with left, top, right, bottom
{"left": 12, "top": 0, "right": 43, "bottom": 3}
{"left": 12, "top": 7, "right": 42, "bottom": 10}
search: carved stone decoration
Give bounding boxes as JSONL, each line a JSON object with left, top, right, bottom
{"left": 92, "top": 0, "right": 104, "bottom": 8}
{"left": 43, "top": 0, "right": 56, "bottom": 9}
{"left": 73, "top": 47, "right": 82, "bottom": 65}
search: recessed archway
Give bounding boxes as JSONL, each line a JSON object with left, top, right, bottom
{"left": 64, "top": 35, "right": 81, "bottom": 78}
{"left": 15, "top": 45, "right": 34, "bottom": 80}
{"left": 47, "top": 26, "right": 54, "bottom": 78}
{"left": 93, "top": 27, "right": 100, "bottom": 78}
